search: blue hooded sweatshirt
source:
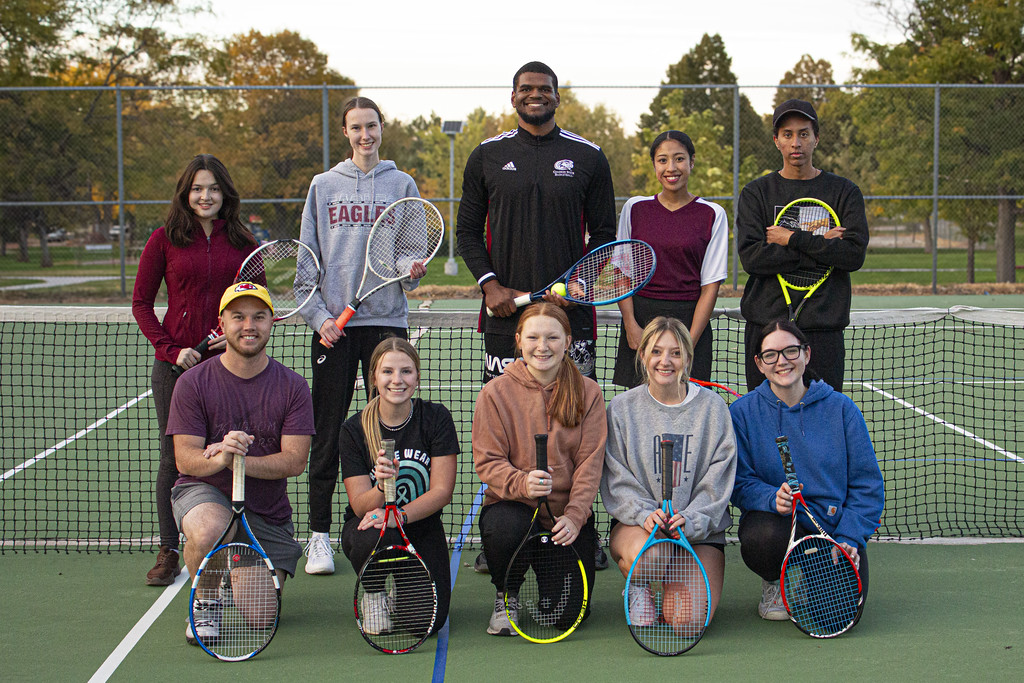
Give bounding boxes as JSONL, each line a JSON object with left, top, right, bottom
{"left": 729, "top": 379, "right": 884, "bottom": 549}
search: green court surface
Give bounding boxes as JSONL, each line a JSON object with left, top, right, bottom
{"left": 3, "top": 543, "right": 1021, "bottom": 680}
{"left": 1, "top": 298, "right": 1022, "bottom": 679}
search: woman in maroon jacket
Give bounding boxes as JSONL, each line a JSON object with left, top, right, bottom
{"left": 132, "top": 154, "right": 256, "bottom": 586}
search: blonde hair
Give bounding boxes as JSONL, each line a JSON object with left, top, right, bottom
{"left": 359, "top": 337, "right": 421, "bottom": 468}
{"left": 515, "top": 303, "right": 585, "bottom": 428}
{"left": 636, "top": 316, "right": 694, "bottom": 385}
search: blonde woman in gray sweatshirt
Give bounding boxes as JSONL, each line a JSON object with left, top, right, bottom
{"left": 600, "top": 316, "right": 736, "bottom": 628}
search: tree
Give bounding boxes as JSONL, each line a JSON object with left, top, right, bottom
{"left": 854, "top": 0, "right": 1024, "bottom": 282}
{"left": 774, "top": 55, "right": 836, "bottom": 107}
{"left": 643, "top": 34, "right": 774, "bottom": 175}
{"left": 204, "top": 30, "right": 355, "bottom": 239}
{"left": 0, "top": 0, "right": 73, "bottom": 85}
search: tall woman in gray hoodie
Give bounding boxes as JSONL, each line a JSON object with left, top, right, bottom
{"left": 300, "top": 97, "right": 427, "bottom": 575}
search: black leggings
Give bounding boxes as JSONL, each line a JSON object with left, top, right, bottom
{"left": 151, "top": 359, "right": 181, "bottom": 549}
{"left": 738, "top": 510, "right": 869, "bottom": 625}
{"left": 341, "top": 515, "right": 451, "bottom": 634}
{"left": 479, "top": 501, "right": 597, "bottom": 616}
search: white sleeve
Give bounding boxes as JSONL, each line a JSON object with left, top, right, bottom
{"left": 615, "top": 196, "right": 650, "bottom": 241}
{"left": 699, "top": 199, "right": 729, "bottom": 286}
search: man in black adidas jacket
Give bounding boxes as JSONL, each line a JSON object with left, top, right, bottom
{"left": 456, "top": 61, "right": 616, "bottom": 383}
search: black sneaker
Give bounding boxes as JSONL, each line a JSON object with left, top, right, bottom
{"left": 595, "top": 545, "right": 609, "bottom": 571}
{"left": 473, "top": 551, "right": 489, "bottom": 574}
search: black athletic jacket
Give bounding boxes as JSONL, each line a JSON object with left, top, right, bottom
{"left": 456, "top": 125, "right": 617, "bottom": 338}
{"left": 736, "top": 171, "right": 868, "bottom": 331}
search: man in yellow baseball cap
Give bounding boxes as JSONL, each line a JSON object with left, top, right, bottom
{"left": 219, "top": 281, "right": 274, "bottom": 316}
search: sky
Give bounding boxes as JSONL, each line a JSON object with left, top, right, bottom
{"left": 175, "top": 0, "right": 905, "bottom": 132}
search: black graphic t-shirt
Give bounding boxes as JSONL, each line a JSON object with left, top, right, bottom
{"left": 338, "top": 398, "right": 459, "bottom": 530}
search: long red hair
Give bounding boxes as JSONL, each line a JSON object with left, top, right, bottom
{"left": 515, "top": 303, "right": 585, "bottom": 429}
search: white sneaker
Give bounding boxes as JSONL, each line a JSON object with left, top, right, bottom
{"left": 487, "top": 591, "right": 517, "bottom": 636}
{"left": 360, "top": 591, "right": 393, "bottom": 635}
{"left": 187, "top": 598, "right": 223, "bottom": 644}
{"left": 304, "top": 532, "right": 335, "bottom": 575}
{"left": 759, "top": 579, "right": 788, "bottom": 620}
{"left": 626, "top": 584, "right": 657, "bottom": 627}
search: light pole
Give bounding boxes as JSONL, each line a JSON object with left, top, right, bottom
{"left": 442, "top": 120, "right": 464, "bottom": 276}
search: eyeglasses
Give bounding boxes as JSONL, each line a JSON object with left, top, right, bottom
{"left": 757, "top": 345, "right": 805, "bottom": 364}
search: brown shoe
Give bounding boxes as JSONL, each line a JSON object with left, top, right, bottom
{"left": 146, "top": 545, "right": 181, "bottom": 586}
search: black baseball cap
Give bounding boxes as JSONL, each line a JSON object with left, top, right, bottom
{"left": 772, "top": 99, "right": 818, "bottom": 131}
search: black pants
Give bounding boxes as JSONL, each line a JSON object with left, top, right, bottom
{"left": 738, "top": 510, "right": 869, "bottom": 625}
{"left": 151, "top": 359, "right": 181, "bottom": 549}
{"left": 479, "top": 501, "right": 596, "bottom": 617}
{"left": 341, "top": 515, "right": 451, "bottom": 634}
{"left": 744, "top": 323, "right": 846, "bottom": 393}
{"left": 613, "top": 296, "right": 713, "bottom": 387}
{"left": 307, "top": 326, "right": 406, "bottom": 534}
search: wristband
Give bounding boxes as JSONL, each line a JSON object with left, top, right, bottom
{"left": 398, "top": 508, "right": 408, "bottom": 525}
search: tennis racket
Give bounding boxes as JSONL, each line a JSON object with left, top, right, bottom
{"left": 773, "top": 197, "right": 839, "bottom": 323}
{"left": 503, "top": 434, "right": 588, "bottom": 643}
{"left": 486, "top": 239, "right": 655, "bottom": 316}
{"left": 320, "top": 197, "right": 444, "bottom": 346}
{"left": 354, "top": 438, "right": 438, "bottom": 654}
{"left": 624, "top": 438, "right": 710, "bottom": 655}
{"left": 189, "top": 453, "right": 281, "bottom": 661}
{"left": 172, "top": 239, "right": 321, "bottom": 375}
{"left": 776, "top": 435, "right": 862, "bottom": 638}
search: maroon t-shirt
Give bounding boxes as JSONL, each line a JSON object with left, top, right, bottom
{"left": 623, "top": 197, "right": 725, "bottom": 300}
{"left": 167, "top": 357, "right": 315, "bottom": 525}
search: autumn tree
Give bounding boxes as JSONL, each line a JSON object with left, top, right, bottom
{"left": 204, "top": 30, "right": 355, "bottom": 239}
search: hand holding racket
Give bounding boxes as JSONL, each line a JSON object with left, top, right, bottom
{"left": 776, "top": 436, "right": 862, "bottom": 638}
{"left": 624, "top": 439, "right": 710, "bottom": 655}
{"left": 504, "top": 434, "right": 588, "bottom": 643}
{"left": 486, "top": 239, "right": 655, "bottom": 317}
{"left": 189, "top": 452, "right": 281, "bottom": 661}
{"left": 172, "top": 239, "right": 321, "bottom": 375}
{"left": 771, "top": 198, "right": 840, "bottom": 323}
{"left": 321, "top": 198, "right": 443, "bottom": 347}
{"left": 354, "top": 438, "right": 438, "bottom": 654}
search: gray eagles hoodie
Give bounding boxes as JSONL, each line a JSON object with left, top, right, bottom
{"left": 299, "top": 159, "right": 420, "bottom": 333}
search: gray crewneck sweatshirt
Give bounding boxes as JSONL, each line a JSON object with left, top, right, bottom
{"left": 600, "top": 383, "right": 737, "bottom": 544}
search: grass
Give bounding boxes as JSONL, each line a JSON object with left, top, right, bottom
{"left": 3, "top": 243, "right": 1022, "bottom": 302}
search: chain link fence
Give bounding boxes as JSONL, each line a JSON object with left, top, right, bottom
{"left": 1, "top": 84, "right": 1022, "bottom": 289}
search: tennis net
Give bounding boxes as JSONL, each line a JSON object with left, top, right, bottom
{"left": 1, "top": 305, "right": 1021, "bottom": 553}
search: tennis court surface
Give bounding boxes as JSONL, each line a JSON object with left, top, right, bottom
{"left": 2, "top": 304, "right": 1021, "bottom": 678}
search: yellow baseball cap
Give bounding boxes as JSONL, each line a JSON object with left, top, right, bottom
{"left": 219, "top": 282, "right": 274, "bottom": 315}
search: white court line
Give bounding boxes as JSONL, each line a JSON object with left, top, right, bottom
{"left": 860, "top": 381, "right": 1022, "bottom": 464}
{"left": 2, "top": 390, "right": 152, "bottom": 482}
{"left": 88, "top": 567, "right": 189, "bottom": 683}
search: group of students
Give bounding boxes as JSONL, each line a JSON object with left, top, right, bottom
{"left": 130, "top": 60, "right": 883, "bottom": 644}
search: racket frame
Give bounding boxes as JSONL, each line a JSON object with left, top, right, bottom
{"left": 776, "top": 436, "right": 862, "bottom": 638}
{"left": 504, "top": 433, "right": 589, "bottom": 644}
{"left": 623, "top": 438, "right": 710, "bottom": 655}
{"left": 172, "top": 239, "right": 322, "bottom": 374}
{"left": 486, "top": 239, "right": 656, "bottom": 316}
{"left": 189, "top": 453, "right": 282, "bottom": 661}
{"left": 773, "top": 198, "right": 839, "bottom": 323}
{"left": 353, "top": 438, "right": 438, "bottom": 654}
{"left": 322, "top": 198, "right": 444, "bottom": 344}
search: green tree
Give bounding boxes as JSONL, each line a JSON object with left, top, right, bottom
{"left": 643, "top": 34, "right": 774, "bottom": 175}
{"left": 854, "top": 0, "right": 1024, "bottom": 281}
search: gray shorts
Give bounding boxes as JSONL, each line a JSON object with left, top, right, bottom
{"left": 171, "top": 481, "right": 302, "bottom": 577}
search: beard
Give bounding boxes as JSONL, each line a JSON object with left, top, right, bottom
{"left": 227, "top": 333, "right": 268, "bottom": 358}
{"left": 517, "top": 105, "right": 556, "bottom": 127}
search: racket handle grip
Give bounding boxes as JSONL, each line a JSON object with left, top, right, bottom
{"left": 486, "top": 292, "right": 533, "bottom": 317}
{"left": 660, "top": 439, "right": 674, "bottom": 502}
{"left": 170, "top": 329, "right": 218, "bottom": 377}
{"left": 320, "top": 305, "right": 357, "bottom": 347}
{"left": 534, "top": 433, "right": 548, "bottom": 472}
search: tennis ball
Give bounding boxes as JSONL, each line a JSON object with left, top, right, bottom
{"left": 552, "top": 283, "right": 567, "bottom": 297}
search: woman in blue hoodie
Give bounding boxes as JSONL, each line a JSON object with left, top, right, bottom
{"left": 729, "top": 320, "right": 883, "bottom": 625}
{"left": 300, "top": 97, "right": 427, "bottom": 575}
